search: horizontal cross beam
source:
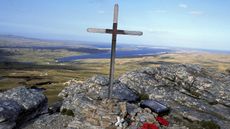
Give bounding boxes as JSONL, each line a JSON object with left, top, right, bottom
{"left": 87, "top": 28, "right": 143, "bottom": 36}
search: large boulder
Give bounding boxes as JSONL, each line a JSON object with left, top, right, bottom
{"left": 0, "top": 86, "right": 48, "bottom": 129}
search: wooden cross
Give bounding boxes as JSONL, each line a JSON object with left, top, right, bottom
{"left": 87, "top": 4, "right": 143, "bottom": 99}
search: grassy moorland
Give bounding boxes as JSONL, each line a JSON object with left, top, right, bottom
{"left": 0, "top": 36, "right": 230, "bottom": 104}
{"left": 0, "top": 48, "right": 83, "bottom": 63}
{"left": 1, "top": 51, "right": 230, "bottom": 104}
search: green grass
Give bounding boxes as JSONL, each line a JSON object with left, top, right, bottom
{"left": 0, "top": 48, "right": 82, "bottom": 63}
{"left": 61, "top": 108, "right": 75, "bottom": 117}
{"left": 198, "top": 120, "right": 220, "bottom": 129}
{"left": 1, "top": 48, "right": 230, "bottom": 105}
{"left": 138, "top": 93, "right": 149, "bottom": 100}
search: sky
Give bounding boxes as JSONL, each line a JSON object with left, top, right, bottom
{"left": 0, "top": 0, "right": 229, "bottom": 51}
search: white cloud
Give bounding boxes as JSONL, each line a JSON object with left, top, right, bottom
{"left": 189, "top": 11, "right": 204, "bottom": 16}
{"left": 179, "top": 4, "right": 188, "bottom": 8}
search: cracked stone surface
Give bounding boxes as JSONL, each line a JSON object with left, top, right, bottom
{"left": 0, "top": 86, "right": 48, "bottom": 129}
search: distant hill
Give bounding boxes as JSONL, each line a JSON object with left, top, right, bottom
{"left": 0, "top": 35, "right": 109, "bottom": 57}
{"left": 0, "top": 35, "right": 229, "bottom": 54}
{"left": 0, "top": 35, "right": 91, "bottom": 48}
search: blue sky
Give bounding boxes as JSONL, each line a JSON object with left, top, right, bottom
{"left": 0, "top": 0, "right": 229, "bottom": 50}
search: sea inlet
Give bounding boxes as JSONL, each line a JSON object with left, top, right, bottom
{"left": 58, "top": 47, "right": 174, "bottom": 62}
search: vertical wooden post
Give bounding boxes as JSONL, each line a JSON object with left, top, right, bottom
{"left": 108, "top": 4, "right": 119, "bottom": 99}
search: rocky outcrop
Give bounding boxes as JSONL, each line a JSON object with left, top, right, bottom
{"left": 58, "top": 64, "right": 229, "bottom": 129}
{"left": 59, "top": 75, "right": 139, "bottom": 103}
{"left": 119, "top": 64, "right": 230, "bottom": 129}
{"left": 0, "top": 86, "right": 48, "bottom": 129}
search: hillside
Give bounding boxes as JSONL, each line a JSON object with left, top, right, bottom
{"left": 0, "top": 35, "right": 88, "bottom": 48}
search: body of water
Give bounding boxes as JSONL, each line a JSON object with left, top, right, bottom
{"left": 0, "top": 76, "right": 5, "bottom": 81}
{"left": 58, "top": 48, "right": 174, "bottom": 62}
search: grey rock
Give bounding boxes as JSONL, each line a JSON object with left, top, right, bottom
{"left": 0, "top": 100, "right": 23, "bottom": 123}
{"left": 86, "top": 75, "right": 109, "bottom": 86}
{"left": 0, "top": 86, "right": 48, "bottom": 129}
{"left": 59, "top": 75, "right": 139, "bottom": 102}
{"left": 119, "top": 64, "right": 230, "bottom": 129}
{"left": 99, "top": 82, "right": 139, "bottom": 102}
{"left": 0, "top": 86, "right": 47, "bottom": 110}
{"left": 51, "top": 64, "right": 230, "bottom": 129}
{"left": 168, "top": 124, "right": 188, "bottom": 129}
{"left": 61, "top": 97, "right": 125, "bottom": 128}
{"left": 138, "top": 112, "right": 154, "bottom": 122}
{"left": 58, "top": 82, "right": 84, "bottom": 98}
{"left": 140, "top": 100, "right": 170, "bottom": 115}
{"left": 126, "top": 103, "right": 141, "bottom": 118}
{"left": 22, "top": 114, "right": 73, "bottom": 129}
{"left": 0, "top": 122, "right": 16, "bottom": 129}
{"left": 48, "top": 100, "right": 62, "bottom": 114}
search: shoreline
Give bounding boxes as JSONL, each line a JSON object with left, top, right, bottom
{"left": 58, "top": 49, "right": 175, "bottom": 62}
